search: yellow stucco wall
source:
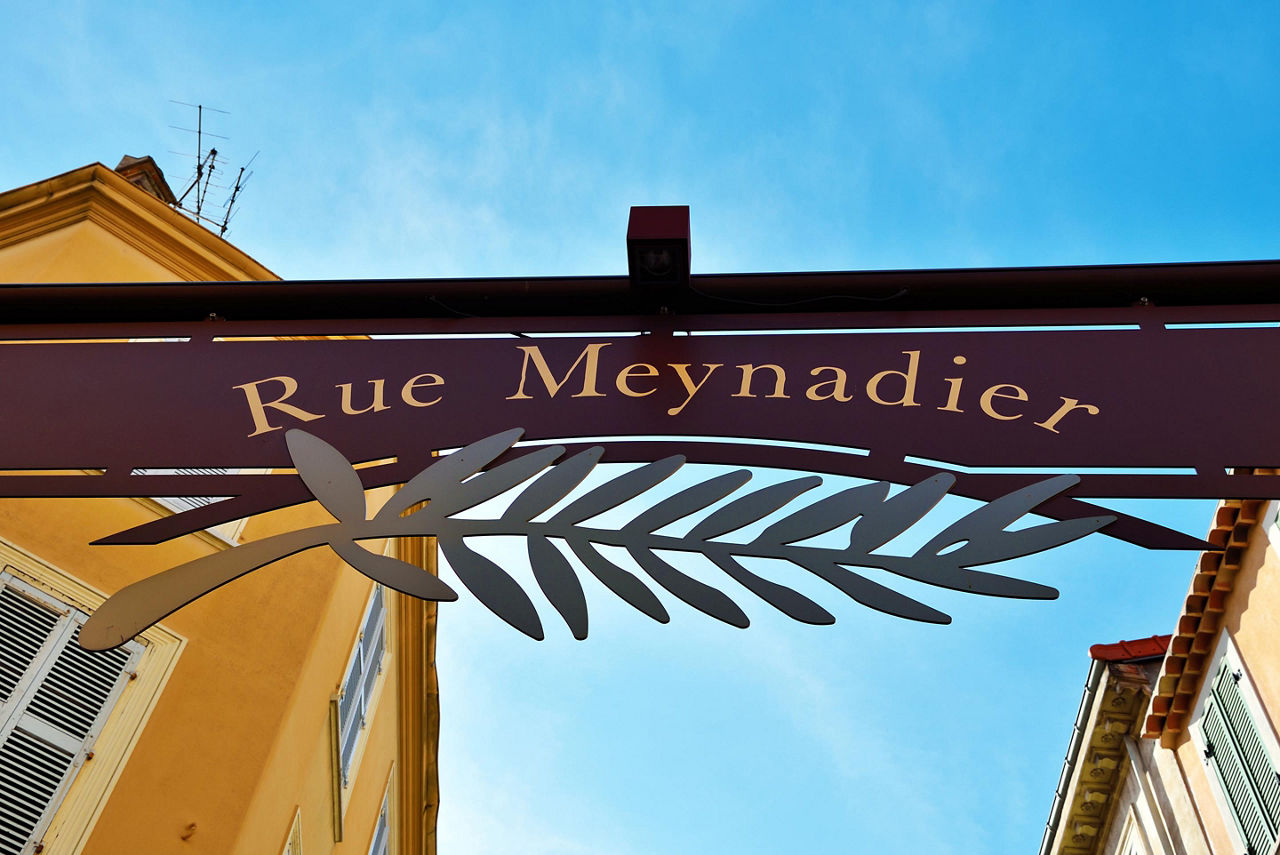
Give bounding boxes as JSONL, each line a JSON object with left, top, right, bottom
{"left": 0, "top": 163, "right": 410, "bottom": 855}
{"left": 1225, "top": 530, "right": 1280, "bottom": 721}
{"left": 0, "top": 220, "right": 180, "bottom": 282}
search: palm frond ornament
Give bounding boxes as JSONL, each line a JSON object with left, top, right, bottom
{"left": 79, "top": 429, "right": 1114, "bottom": 651}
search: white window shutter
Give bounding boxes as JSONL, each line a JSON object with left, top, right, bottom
{"left": 338, "top": 648, "right": 364, "bottom": 784}
{"left": 0, "top": 586, "right": 63, "bottom": 711}
{"left": 337, "top": 586, "right": 386, "bottom": 787}
{"left": 360, "top": 586, "right": 385, "bottom": 671}
{"left": 358, "top": 586, "right": 386, "bottom": 715}
{"left": 0, "top": 728, "right": 77, "bottom": 855}
{"left": 0, "top": 575, "right": 141, "bottom": 855}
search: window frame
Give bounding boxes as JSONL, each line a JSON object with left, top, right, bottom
{"left": 280, "top": 807, "right": 302, "bottom": 855}
{"left": 0, "top": 543, "right": 184, "bottom": 855}
{"left": 367, "top": 785, "right": 390, "bottom": 855}
{"left": 0, "top": 571, "right": 144, "bottom": 855}
{"left": 1116, "top": 807, "right": 1153, "bottom": 855}
{"left": 1265, "top": 500, "right": 1280, "bottom": 552}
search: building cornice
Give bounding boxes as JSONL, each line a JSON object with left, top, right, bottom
{"left": 0, "top": 163, "right": 278, "bottom": 282}
{"left": 1045, "top": 652, "right": 1164, "bottom": 855}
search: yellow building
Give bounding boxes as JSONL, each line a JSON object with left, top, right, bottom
{"left": 0, "top": 159, "right": 437, "bottom": 855}
{"left": 1044, "top": 491, "right": 1280, "bottom": 855}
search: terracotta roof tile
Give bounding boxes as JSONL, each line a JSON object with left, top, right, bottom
{"left": 1143, "top": 474, "right": 1270, "bottom": 746}
{"left": 1089, "top": 635, "right": 1171, "bottom": 662}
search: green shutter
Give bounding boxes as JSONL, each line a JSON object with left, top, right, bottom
{"left": 1217, "top": 665, "right": 1280, "bottom": 831}
{"left": 1202, "top": 657, "right": 1280, "bottom": 855}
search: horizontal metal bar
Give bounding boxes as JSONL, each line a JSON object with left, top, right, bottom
{"left": 1, "top": 257, "right": 1277, "bottom": 323}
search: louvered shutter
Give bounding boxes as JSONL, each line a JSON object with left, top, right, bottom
{"left": 359, "top": 586, "right": 386, "bottom": 712}
{"left": 337, "top": 586, "right": 386, "bottom": 785}
{"left": 338, "top": 646, "right": 364, "bottom": 784}
{"left": 1201, "top": 657, "right": 1280, "bottom": 855}
{"left": 1219, "top": 664, "right": 1280, "bottom": 827}
{"left": 0, "top": 575, "right": 141, "bottom": 855}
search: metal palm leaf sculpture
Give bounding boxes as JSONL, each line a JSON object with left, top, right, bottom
{"left": 79, "top": 428, "right": 1114, "bottom": 650}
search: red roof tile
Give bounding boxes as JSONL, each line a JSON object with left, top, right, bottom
{"left": 1089, "top": 635, "right": 1172, "bottom": 662}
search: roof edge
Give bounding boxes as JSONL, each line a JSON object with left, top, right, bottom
{"left": 0, "top": 162, "right": 279, "bottom": 282}
{"left": 1089, "top": 635, "right": 1172, "bottom": 663}
{"left": 1143, "top": 482, "right": 1270, "bottom": 744}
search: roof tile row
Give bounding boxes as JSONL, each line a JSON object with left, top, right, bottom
{"left": 1143, "top": 484, "right": 1267, "bottom": 747}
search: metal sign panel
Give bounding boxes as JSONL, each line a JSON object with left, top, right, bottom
{"left": 0, "top": 299, "right": 1276, "bottom": 647}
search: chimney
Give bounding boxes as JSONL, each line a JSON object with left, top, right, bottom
{"left": 627, "top": 205, "right": 691, "bottom": 297}
{"left": 115, "top": 155, "right": 178, "bottom": 205}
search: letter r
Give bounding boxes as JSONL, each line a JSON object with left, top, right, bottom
{"left": 233, "top": 376, "right": 326, "bottom": 436}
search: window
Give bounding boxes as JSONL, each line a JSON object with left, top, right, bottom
{"left": 281, "top": 808, "right": 302, "bottom": 855}
{"left": 0, "top": 572, "right": 142, "bottom": 855}
{"left": 337, "top": 585, "right": 386, "bottom": 786}
{"left": 328, "top": 585, "right": 390, "bottom": 841}
{"left": 1116, "top": 811, "right": 1151, "bottom": 855}
{"left": 368, "top": 789, "right": 390, "bottom": 855}
{"left": 1192, "top": 636, "right": 1280, "bottom": 855}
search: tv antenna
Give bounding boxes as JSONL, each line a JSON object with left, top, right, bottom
{"left": 168, "top": 101, "right": 257, "bottom": 237}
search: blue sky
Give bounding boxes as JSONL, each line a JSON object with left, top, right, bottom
{"left": 4, "top": 2, "right": 1279, "bottom": 853}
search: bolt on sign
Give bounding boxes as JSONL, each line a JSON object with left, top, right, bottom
{"left": 4, "top": 213, "right": 1280, "bottom": 650}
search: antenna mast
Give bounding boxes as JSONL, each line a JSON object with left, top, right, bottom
{"left": 168, "top": 101, "right": 256, "bottom": 237}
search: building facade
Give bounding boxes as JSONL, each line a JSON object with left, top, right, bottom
{"left": 0, "top": 160, "right": 438, "bottom": 855}
{"left": 1045, "top": 491, "right": 1280, "bottom": 855}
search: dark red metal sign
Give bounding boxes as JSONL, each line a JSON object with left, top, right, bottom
{"left": 2, "top": 301, "right": 1279, "bottom": 552}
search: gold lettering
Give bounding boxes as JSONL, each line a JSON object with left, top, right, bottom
{"left": 979, "top": 384, "right": 1028, "bottom": 420}
{"left": 507, "top": 343, "right": 611, "bottom": 400}
{"left": 938, "top": 355, "right": 966, "bottom": 412}
{"left": 732, "top": 364, "right": 789, "bottom": 399}
{"left": 668, "top": 364, "right": 722, "bottom": 415}
{"left": 233, "top": 376, "right": 325, "bottom": 437}
{"left": 867, "top": 351, "right": 921, "bottom": 407}
{"left": 1035, "top": 397, "right": 1101, "bottom": 433}
{"left": 401, "top": 373, "right": 444, "bottom": 407}
{"left": 616, "top": 363, "right": 659, "bottom": 398}
{"left": 806, "top": 366, "right": 853, "bottom": 402}
{"left": 337, "top": 379, "right": 390, "bottom": 415}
